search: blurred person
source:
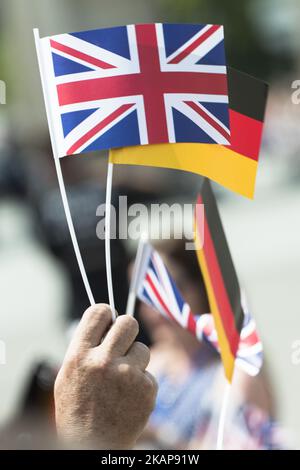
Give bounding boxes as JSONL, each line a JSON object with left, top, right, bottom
{"left": 136, "top": 239, "right": 283, "bottom": 450}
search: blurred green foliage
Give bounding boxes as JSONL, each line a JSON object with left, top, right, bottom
{"left": 156, "top": 0, "right": 294, "bottom": 80}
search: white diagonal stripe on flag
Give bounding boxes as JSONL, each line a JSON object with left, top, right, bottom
{"left": 63, "top": 103, "right": 136, "bottom": 154}
{"left": 165, "top": 24, "right": 212, "bottom": 63}
{"left": 176, "top": 26, "right": 224, "bottom": 65}
{"left": 172, "top": 100, "right": 230, "bottom": 144}
{"left": 51, "top": 33, "right": 132, "bottom": 70}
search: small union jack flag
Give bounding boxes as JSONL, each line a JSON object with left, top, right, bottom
{"left": 38, "top": 23, "right": 230, "bottom": 158}
{"left": 136, "top": 244, "right": 198, "bottom": 334}
{"left": 134, "top": 243, "right": 263, "bottom": 377}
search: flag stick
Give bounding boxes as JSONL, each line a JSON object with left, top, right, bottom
{"left": 126, "top": 291, "right": 137, "bottom": 317}
{"left": 105, "top": 161, "right": 116, "bottom": 321}
{"left": 126, "top": 235, "right": 148, "bottom": 316}
{"left": 54, "top": 158, "right": 96, "bottom": 306}
{"left": 216, "top": 381, "right": 231, "bottom": 450}
{"left": 33, "top": 28, "right": 95, "bottom": 307}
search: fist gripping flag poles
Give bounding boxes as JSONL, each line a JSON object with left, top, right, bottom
{"left": 33, "top": 23, "right": 230, "bottom": 319}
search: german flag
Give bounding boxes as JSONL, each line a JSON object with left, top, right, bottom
{"left": 194, "top": 178, "right": 244, "bottom": 382}
{"left": 109, "top": 67, "right": 268, "bottom": 199}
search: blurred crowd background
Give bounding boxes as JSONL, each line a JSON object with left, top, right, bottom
{"left": 0, "top": 0, "right": 300, "bottom": 449}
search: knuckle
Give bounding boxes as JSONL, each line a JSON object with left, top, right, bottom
{"left": 94, "top": 356, "right": 112, "bottom": 374}
{"left": 63, "top": 348, "right": 99, "bottom": 379}
{"left": 85, "top": 350, "right": 112, "bottom": 374}
{"left": 116, "top": 362, "right": 137, "bottom": 385}
{"left": 64, "top": 350, "right": 85, "bottom": 370}
{"left": 117, "top": 361, "right": 132, "bottom": 376}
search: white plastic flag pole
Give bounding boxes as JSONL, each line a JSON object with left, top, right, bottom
{"left": 105, "top": 161, "right": 116, "bottom": 321}
{"left": 126, "top": 235, "right": 148, "bottom": 316}
{"left": 216, "top": 381, "right": 231, "bottom": 450}
{"left": 54, "top": 158, "right": 96, "bottom": 306}
{"left": 33, "top": 28, "right": 95, "bottom": 307}
{"left": 126, "top": 291, "right": 137, "bottom": 318}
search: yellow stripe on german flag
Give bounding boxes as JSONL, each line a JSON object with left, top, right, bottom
{"left": 195, "top": 178, "right": 244, "bottom": 382}
{"left": 109, "top": 68, "right": 268, "bottom": 199}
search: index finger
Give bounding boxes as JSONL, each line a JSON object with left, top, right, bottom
{"left": 67, "top": 304, "right": 112, "bottom": 354}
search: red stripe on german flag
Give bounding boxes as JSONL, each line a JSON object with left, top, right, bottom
{"left": 194, "top": 178, "right": 244, "bottom": 381}
{"left": 226, "top": 109, "right": 264, "bottom": 161}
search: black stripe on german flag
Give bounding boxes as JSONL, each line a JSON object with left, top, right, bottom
{"left": 227, "top": 67, "right": 268, "bottom": 122}
{"left": 195, "top": 178, "right": 244, "bottom": 380}
{"left": 200, "top": 178, "right": 243, "bottom": 333}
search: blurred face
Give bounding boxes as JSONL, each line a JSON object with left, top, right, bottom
{"left": 139, "top": 254, "right": 209, "bottom": 345}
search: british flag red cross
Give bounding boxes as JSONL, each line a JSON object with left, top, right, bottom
{"left": 39, "top": 23, "right": 230, "bottom": 158}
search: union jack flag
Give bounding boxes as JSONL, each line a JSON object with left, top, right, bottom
{"left": 134, "top": 243, "right": 263, "bottom": 376}
{"left": 136, "top": 244, "right": 198, "bottom": 334}
{"left": 38, "top": 23, "right": 230, "bottom": 158}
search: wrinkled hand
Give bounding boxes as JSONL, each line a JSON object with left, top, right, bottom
{"left": 54, "top": 304, "right": 157, "bottom": 449}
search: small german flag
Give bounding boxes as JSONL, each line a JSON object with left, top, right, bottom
{"left": 110, "top": 67, "right": 268, "bottom": 199}
{"left": 194, "top": 178, "right": 243, "bottom": 382}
